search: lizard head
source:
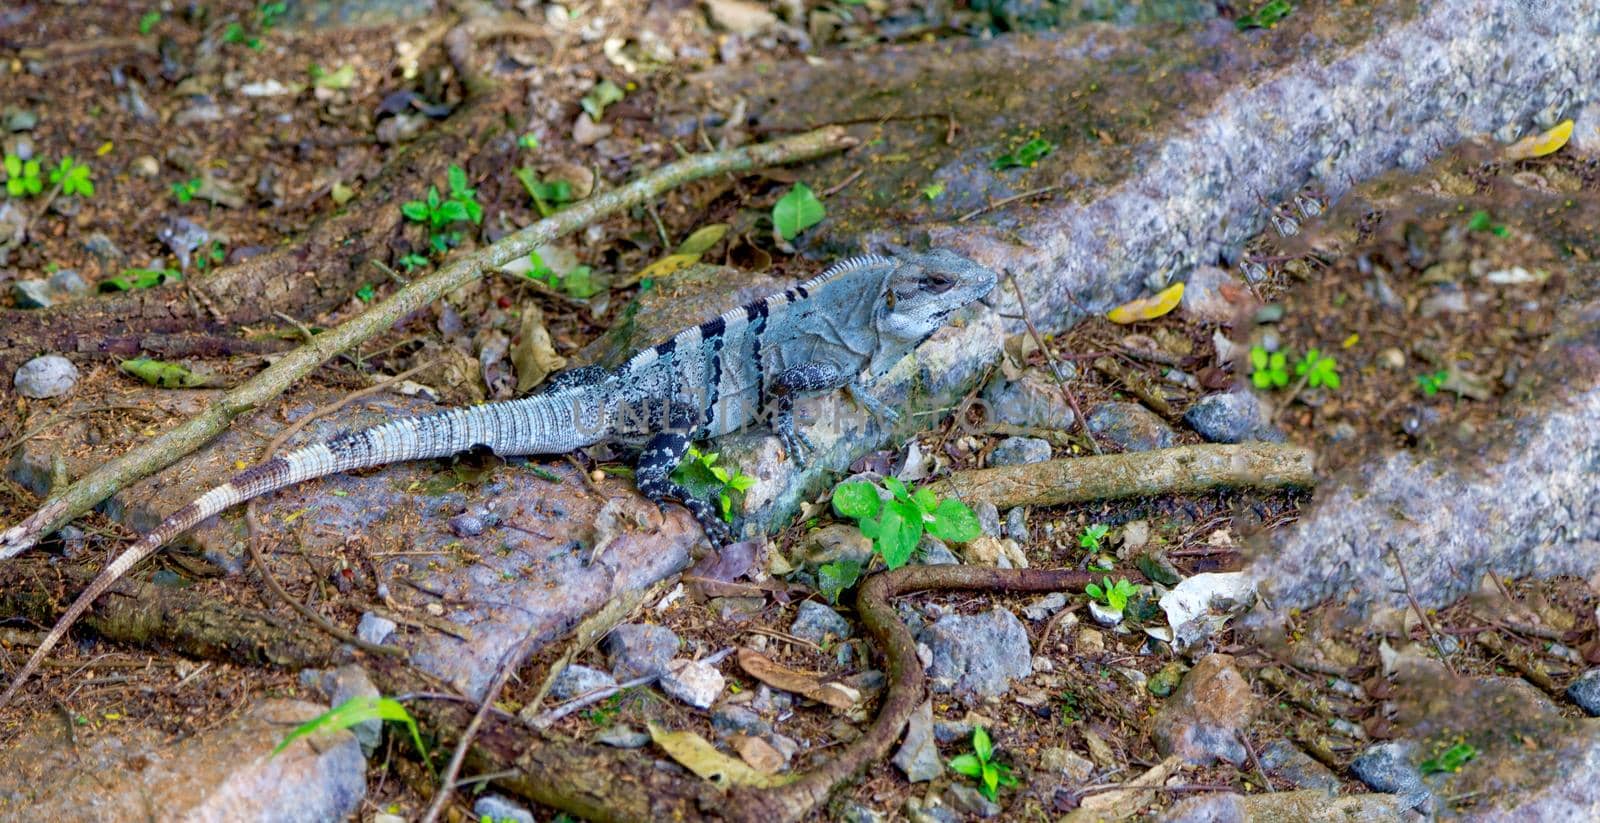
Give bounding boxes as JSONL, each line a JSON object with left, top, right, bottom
{"left": 867, "top": 248, "right": 997, "bottom": 376}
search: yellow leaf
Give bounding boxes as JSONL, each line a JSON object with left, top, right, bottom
{"left": 675, "top": 223, "right": 730, "bottom": 257}
{"left": 648, "top": 723, "right": 790, "bottom": 789}
{"left": 625, "top": 252, "right": 698, "bottom": 286}
{"left": 1107, "top": 282, "right": 1184, "bottom": 324}
{"left": 1342, "top": 333, "right": 1359, "bottom": 348}
{"left": 1506, "top": 119, "right": 1573, "bottom": 161}
{"left": 96, "top": 142, "right": 114, "bottom": 156}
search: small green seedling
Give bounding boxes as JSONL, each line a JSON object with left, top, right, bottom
{"left": 671, "top": 446, "right": 756, "bottom": 523}
{"left": 991, "top": 137, "right": 1054, "bottom": 171}
{"left": 948, "top": 727, "right": 1018, "bottom": 802}
{"left": 1416, "top": 369, "right": 1449, "bottom": 396}
{"left": 1250, "top": 345, "right": 1289, "bottom": 389}
{"left": 1295, "top": 348, "right": 1340, "bottom": 390}
{"left": 1235, "top": 0, "right": 1292, "bottom": 30}
{"left": 1466, "top": 210, "right": 1509, "bottom": 237}
{"left": 274, "top": 696, "right": 432, "bottom": 775}
{"left": 1419, "top": 742, "right": 1477, "bottom": 775}
{"left": 920, "top": 181, "right": 945, "bottom": 200}
{"left": 397, "top": 253, "right": 430, "bottom": 273}
{"left": 401, "top": 164, "right": 482, "bottom": 253}
{"left": 817, "top": 558, "right": 862, "bottom": 605}
{"left": 1085, "top": 576, "right": 1137, "bottom": 614}
{"left": 522, "top": 251, "right": 602, "bottom": 299}
{"left": 355, "top": 283, "right": 376, "bottom": 302}
{"left": 170, "top": 177, "right": 202, "bottom": 204}
{"left": 515, "top": 168, "right": 574, "bottom": 217}
{"left": 772, "top": 182, "right": 826, "bottom": 241}
{"left": 308, "top": 64, "right": 356, "bottom": 91}
{"left": 99, "top": 266, "right": 181, "bottom": 292}
{"left": 138, "top": 10, "right": 162, "bottom": 34}
{"left": 4, "top": 154, "right": 42, "bottom": 197}
{"left": 1078, "top": 524, "right": 1110, "bottom": 552}
{"left": 50, "top": 156, "right": 94, "bottom": 198}
{"left": 580, "top": 80, "right": 625, "bottom": 121}
{"left": 194, "top": 241, "right": 226, "bottom": 273}
{"left": 517, "top": 133, "right": 540, "bottom": 151}
{"left": 833, "top": 477, "right": 980, "bottom": 569}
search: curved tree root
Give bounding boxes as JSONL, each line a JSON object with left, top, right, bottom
{"left": 386, "top": 565, "right": 1120, "bottom": 822}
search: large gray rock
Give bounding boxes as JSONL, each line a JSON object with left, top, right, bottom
{"left": 891, "top": 700, "right": 943, "bottom": 782}
{"left": 14, "top": 354, "right": 79, "bottom": 398}
{"left": 1150, "top": 654, "right": 1257, "bottom": 766}
{"left": 0, "top": 699, "right": 365, "bottom": 820}
{"left": 920, "top": 607, "right": 1032, "bottom": 697}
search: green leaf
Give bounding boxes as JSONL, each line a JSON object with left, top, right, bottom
{"left": 982, "top": 762, "right": 1000, "bottom": 798}
{"left": 580, "top": 80, "right": 625, "bottom": 120}
{"left": 772, "top": 182, "right": 826, "bottom": 241}
{"left": 875, "top": 505, "right": 917, "bottom": 569}
{"left": 99, "top": 267, "right": 179, "bottom": 292}
{"left": 355, "top": 283, "right": 375, "bottom": 302}
{"left": 920, "top": 181, "right": 945, "bottom": 200}
{"left": 972, "top": 726, "right": 993, "bottom": 761}
{"left": 676, "top": 223, "right": 731, "bottom": 256}
{"left": 912, "top": 487, "right": 937, "bottom": 514}
{"left": 948, "top": 753, "right": 983, "bottom": 778}
{"left": 4, "top": 155, "right": 19, "bottom": 177}
{"left": 1250, "top": 346, "right": 1268, "bottom": 371}
{"left": 991, "top": 138, "right": 1055, "bottom": 171}
{"left": 728, "top": 474, "right": 756, "bottom": 492}
{"left": 1085, "top": 582, "right": 1104, "bottom": 600}
{"left": 1235, "top": 0, "right": 1293, "bottom": 30}
{"left": 928, "top": 498, "right": 981, "bottom": 543}
{"left": 1419, "top": 742, "right": 1477, "bottom": 775}
{"left": 883, "top": 476, "right": 910, "bottom": 503}
{"left": 139, "top": 10, "right": 161, "bottom": 33}
{"left": 272, "top": 696, "right": 431, "bottom": 774}
{"left": 831, "top": 482, "right": 881, "bottom": 520}
{"left": 426, "top": 186, "right": 441, "bottom": 209}
{"left": 437, "top": 199, "right": 469, "bottom": 223}
{"left": 817, "top": 559, "right": 861, "bottom": 604}
{"left": 119, "top": 357, "right": 208, "bottom": 388}
{"left": 401, "top": 201, "right": 428, "bottom": 221}
{"left": 447, "top": 165, "right": 469, "bottom": 196}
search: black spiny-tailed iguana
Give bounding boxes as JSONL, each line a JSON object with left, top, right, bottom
{"left": 0, "top": 248, "right": 997, "bottom": 705}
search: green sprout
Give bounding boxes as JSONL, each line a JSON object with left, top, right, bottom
{"left": 833, "top": 477, "right": 980, "bottom": 570}
{"left": 920, "top": 181, "right": 945, "bottom": 200}
{"left": 517, "top": 133, "right": 540, "bottom": 151}
{"left": 194, "top": 240, "right": 226, "bottom": 273}
{"left": 4, "top": 154, "right": 42, "bottom": 197}
{"left": 1250, "top": 345, "right": 1289, "bottom": 389}
{"left": 273, "top": 696, "right": 432, "bottom": 776}
{"left": 1466, "top": 210, "right": 1509, "bottom": 237}
{"left": 522, "top": 251, "right": 601, "bottom": 299}
{"left": 1419, "top": 742, "right": 1477, "bottom": 775}
{"left": 397, "top": 253, "right": 430, "bottom": 273}
{"left": 1078, "top": 524, "right": 1110, "bottom": 552}
{"left": 1085, "top": 577, "right": 1138, "bottom": 614}
{"left": 138, "top": 10, "right": 162, "bottom": 34}
{"left": 948, "top": 727, "right": 1018, "bottom": 802}
{"left": 1235, "top": 0, "right": 1292, "bottom": 30}
{"left": 401, "top": 164, "right": 482, "bottom": 253}
{"left": 170, "top": 177, "right": 202, "bottom": 204}
{"left": 671, "top": 447, "right": 756, "bottom": 524}
{"left": 50, "top": 156, "right": 94, "bottom": 198}
{"left": 355, "top": 283, "right": 376, "bottom": 302}
{"left": 991, "top": 137, "right": 1054, "bottom": 171}
{"left": 772, "top": 182, "right": 826, "bottom": 241}
{"left": 580, "top": 80, "right": 625, "bottom": 121}
{"left": 1294, "top": 348, "right": 1340, "bottom": 390}
{"left": 1416, "top": 369, "right": 1449, "bottom": 396}
{"left": 514, "top": 168, "right": 574, "bottom": 217}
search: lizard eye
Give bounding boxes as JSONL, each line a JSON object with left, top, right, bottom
{"left": 920, "top": 273, "right": 956, "bottom": 293}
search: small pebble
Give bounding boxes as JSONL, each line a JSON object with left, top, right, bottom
{"left": 14, "top": 355, "right": 80, "bottom": 398}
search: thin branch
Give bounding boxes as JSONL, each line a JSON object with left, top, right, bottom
{"left": 1006, "top": 272, "right": 1101, "bottom": 454}
{"left": 1, "top": 126, "right": 852, "bottom": 558}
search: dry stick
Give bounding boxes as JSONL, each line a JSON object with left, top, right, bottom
{"left": 957, "top": 184, "right": 1061, "bottom": 223}
{"left": 927, "top": 442, "right": 1314, "bottom": 509}
{"left": 242, "top": 361, "right": 438, "bottom": 657}
{"left": 420, "top": 627, "right": 542, "bottom": 823}
{"left": 0, "top": 126, "right": 852, "bottom": 559}
{"left": 1006, "top": 273, "right": 1101, "bottom": 455}
{"left": 1389, "top": 545, "right": 1453, "bottom": 674}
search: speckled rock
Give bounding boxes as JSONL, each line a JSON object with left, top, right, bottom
{"left": 14, "top": 355, "right": 79, "bottom": 398}
{"left": 1086, "top": 402, "right": 1176, "bottom": 452}
{"left": 920, "top": 607, "right": 1032, "bottom": 698}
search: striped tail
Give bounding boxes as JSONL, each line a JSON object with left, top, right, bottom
{"left": 0, "top": 390, "right": 609, "bottom": 708}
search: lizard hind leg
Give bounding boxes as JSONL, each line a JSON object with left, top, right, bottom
{"left": 765, "top": 362, "right": 851, "bottom": 469}
{"left": 634, "top": 432, "right": 733, "bottom": 546}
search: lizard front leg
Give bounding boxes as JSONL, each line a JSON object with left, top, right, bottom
{"left": 765, "top": 362, "right": 853, "bottom": 469}
{"left": 635, "top": 432, "right": 734, "bottom": 546}
{"left": 845, "top": 379, "right": 900, "bottom": 424}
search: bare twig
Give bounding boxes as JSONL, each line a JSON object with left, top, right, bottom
{"left": 1389, "top": 545, "right": 1453, "bottom": 673}
{"left": 1006, "top": 273, "right": 1100, "bottom": 454}
{"left": 958, "top": 185, "right": 1061, "bottom": 223}
{"left": 1, "top": 127, "right": 853, "bottom": 558}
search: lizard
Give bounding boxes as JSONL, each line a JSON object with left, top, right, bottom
{"left": 0, "top": 248, "right": 997, "bottom": 706}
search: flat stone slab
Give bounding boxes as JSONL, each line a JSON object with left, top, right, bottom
{"left": 10, "top": 387, "right": 700, "bottom": 700}
{"left": 0, "top": 699, "right": 365, "bottom": 819}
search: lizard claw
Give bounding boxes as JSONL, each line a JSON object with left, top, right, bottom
{"left": 779, "top": 429, "right": 813, "bottom": 470}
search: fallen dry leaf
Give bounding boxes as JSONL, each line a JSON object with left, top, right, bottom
{"left": 731, "top": 734, "right": 786, "bottom": 774}
{"left": 1505, "top": 119, "right": 1573, "bottom": 161}
{"left": 512, "top": 305, "right": 568, "bottom": 394}
{"left": 1108, "top": 282, "right": 1184, "bottom": 324}
{"left": 648, "top": 723, "right": 789, "bottom": 788}
{"left": 737, "top": 647, "right": 858, "bottom": 710}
